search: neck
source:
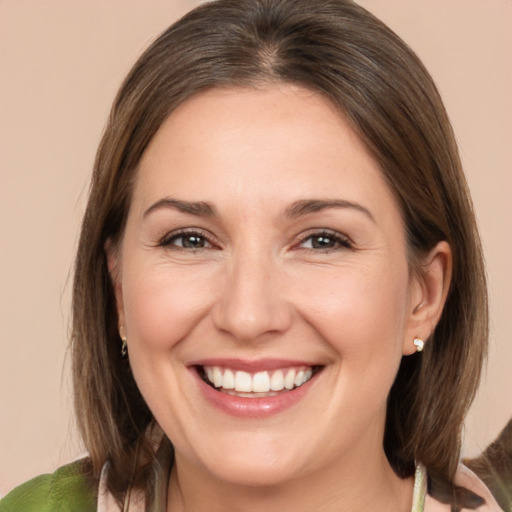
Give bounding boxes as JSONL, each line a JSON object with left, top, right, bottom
{"left": 167, "top": 445, "right": 413, "bottom": 512}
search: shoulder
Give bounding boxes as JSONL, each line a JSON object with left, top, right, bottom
{"left": 0, "top": 460, "right": 97, "bottom": 512}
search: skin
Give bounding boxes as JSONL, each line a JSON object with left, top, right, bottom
{"left": 109, "top": 85, "right": 452, "bottom": 512}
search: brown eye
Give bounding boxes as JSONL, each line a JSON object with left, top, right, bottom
{"left": 162, "top": 231, "right": 212, "bottom": 249}
{"left": 299, "top": 231, "right": 352, "bottom": 251}
{"left": 180, "top": 234, "right": 208, "bottom": 248}
{"left": 310, "top": 235, "right": 337, "bottom": 249}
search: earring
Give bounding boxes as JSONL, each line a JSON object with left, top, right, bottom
{"left": 413, "top": 338, "right": 424, "bottom": 352}
{"left": 119, "top": 327, "right": 128, "bottom": 358}
{"left": 121, "top": 336, "right": 128, "bottom": 358}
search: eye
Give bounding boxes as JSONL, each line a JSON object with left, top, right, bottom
{"left": 160, "top": 230, "right": 213, "bottom": 250}
{"left": 298, "top": 230, "right": 352, "bottom": 251}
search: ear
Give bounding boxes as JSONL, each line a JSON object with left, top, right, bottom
{"left": 403, "top": 241, "right": 452, "bottom": 355}
{"left": 105, "top": 238, "right": 126, "bottom": 333}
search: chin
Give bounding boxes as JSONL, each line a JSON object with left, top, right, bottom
{"left": 205, "top": 456, "right": 303, "bottom": 488}
{"left": 182, "top": 434, "right": 311, "bottom": 488}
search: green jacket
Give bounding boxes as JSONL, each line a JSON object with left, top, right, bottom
{"left": 0, "top": 461, "right": 96, "bottom": 512}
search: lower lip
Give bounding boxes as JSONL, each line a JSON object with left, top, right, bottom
{"left": 192, "top": 368, "right": 320, "bottom": 418}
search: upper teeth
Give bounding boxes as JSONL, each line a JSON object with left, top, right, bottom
{"left": 204, "top": 366, "right": 313, "bottom": 393}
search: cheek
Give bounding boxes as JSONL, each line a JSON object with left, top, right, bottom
{"left": 293, "top": 261, "right": 410, "bottom": 360}
{"left": 298, "top": 263, "right": 411, "bottom": 428}
{"left": 121, "top": 262, "right": 218, "bottom": 351}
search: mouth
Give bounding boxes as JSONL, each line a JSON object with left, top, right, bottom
{"left": 197, "top": 365, "right": 322, "bottom": 398}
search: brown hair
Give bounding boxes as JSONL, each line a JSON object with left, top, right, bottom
{"left": 72, "top": 0, "right": 488, "bottom": 507}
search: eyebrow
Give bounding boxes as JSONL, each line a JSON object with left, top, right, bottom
{"left": 143, "top": 197, "right": 375, "bottom": 222}
{"left": 143, "top": 197, "right": 217, "bottom": 218}
{"left": 285, "top": 199, "right": 375, "bottom": 222}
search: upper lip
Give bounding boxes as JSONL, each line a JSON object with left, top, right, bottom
{"left": 187, "top": 358, "right": 321, "bottom": 372}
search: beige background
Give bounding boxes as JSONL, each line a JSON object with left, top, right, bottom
{"left": 0, "top": 0, "right": 510, "bottom": 496}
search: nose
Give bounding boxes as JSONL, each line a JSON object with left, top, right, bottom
{"left": 212, "top": 252, "right": 292, "bottom": 343}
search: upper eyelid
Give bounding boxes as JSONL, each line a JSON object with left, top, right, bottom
{"left": 157, "top": 227, "right": 352, "bottom": 248}
{"left": 159, "top": 228, "right": 216, "bottom": 246}
{"left": 296, "top": 228, "right": 352, "bottom": 244}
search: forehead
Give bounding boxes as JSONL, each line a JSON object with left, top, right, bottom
{"left": 134, "top": 85, "right": 399, "bottom": 224}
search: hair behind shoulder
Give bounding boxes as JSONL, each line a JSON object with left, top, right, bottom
{"left": 71, "top": 0, "right": 488, "bottom": 507}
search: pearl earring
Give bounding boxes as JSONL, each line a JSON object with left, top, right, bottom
{"left": 413, "top": 338, "right": 424, "bottom": 352}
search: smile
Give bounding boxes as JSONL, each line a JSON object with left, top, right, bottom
{"left": 191, "top": 361, "right": 324, "bottom": 417}
{"left": 201, "top": 365, "right": 317, "bottom": 397}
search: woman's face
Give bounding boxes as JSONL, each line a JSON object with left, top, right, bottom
{"left": 112, "top": 85, "right": 429, "bottom": 486}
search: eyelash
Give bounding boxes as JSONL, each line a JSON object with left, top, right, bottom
{"left": 296, "top": 229, "right": 353, "bottom": 252}
{"left": 159, "top": 229, "right": 216, "bottom": 251}
{"left": 159, "top": 228, "right": 352, "bottom": 253}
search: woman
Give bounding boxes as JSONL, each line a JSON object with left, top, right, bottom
{"left": 0, "top": 0, "right": 503, "bottom": 510}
